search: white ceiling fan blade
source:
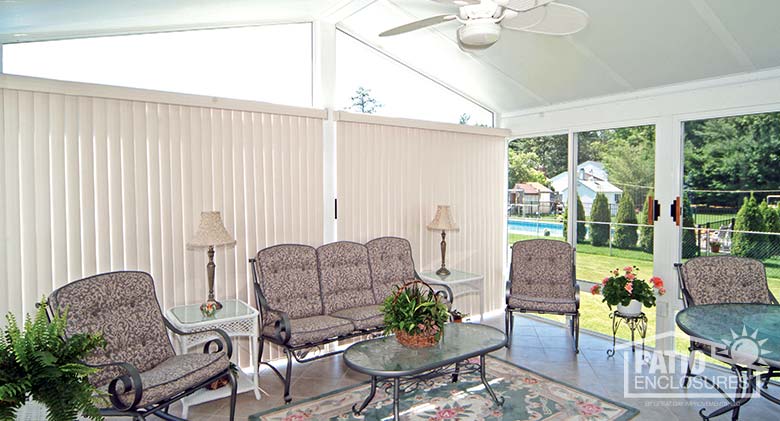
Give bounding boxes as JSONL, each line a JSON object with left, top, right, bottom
{"left": 516, "top": 3, "right": 588, "bottom": 35}
{"left": 430, "top": 0, "right": 479, "bottom": 6}
{"left": 500, "top": 7, "right": 547, "bottom": 31}
{"left": 379, "top": 14, "right": 457, "bottom": 37}
{"left": 502, "top": 0, "right": 557, "bottom": 13}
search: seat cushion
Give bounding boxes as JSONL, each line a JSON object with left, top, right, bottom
{"left": 331, "top": 305, "right": 384, "bottom": 331}
{"left": 317, "top": 242, "right": 376, "bottom": 314}
{"left": 255, "top": 244, "right": 324, "bottom": 321}
{"left": 49, "top": 271, "right": 176, "bottom": 387}
{"left": 366, "top": 237, "right": 418, "bottom": 304}
{"left": 263, "top": 315, "right": 355, "bottom": 347}
{"left": 508, "top": 296, "right": 577, "bottom": 314}
{"left": 115, "top": 352, "right": 229, "bottom": 408}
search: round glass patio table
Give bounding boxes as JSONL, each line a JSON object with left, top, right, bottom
{"left": 676, "top": 303, "right": 780, "bottom": 369}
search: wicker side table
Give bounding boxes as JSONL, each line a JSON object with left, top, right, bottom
{"left": 166, "top": 299, "right": 260, "bottom": 418}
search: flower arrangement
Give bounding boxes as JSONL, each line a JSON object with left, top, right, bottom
{"left": 589, "top": 266, "right": 665, "bottom": 309}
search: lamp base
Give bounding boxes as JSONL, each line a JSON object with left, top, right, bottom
{"left": 201, "top": 299, "right": 223, "bottom": 312}
{"left": 436, "top": 267, "right": 451, "bottom": 276}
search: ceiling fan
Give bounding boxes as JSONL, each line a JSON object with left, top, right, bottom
{"left": 379, "top": 0, "right": 589, "bottom": 51}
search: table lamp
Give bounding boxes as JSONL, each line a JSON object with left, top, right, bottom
{"left": 188, "top": 211, "right": 236, "bottom": 311}
{"left": 427, "top": 205, "right": 459, "bottom": 276}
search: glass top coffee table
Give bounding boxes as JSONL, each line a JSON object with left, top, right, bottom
{"left": 344, "top": 323, "right": 506, "bottom": 420}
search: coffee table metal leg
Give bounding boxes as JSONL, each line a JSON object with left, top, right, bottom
{"left": 480, "top": 355, "right": 504, "bottom": 407}
{"left": 393, "top": 377, "right": 401, "bottom": 420}
{"left": 352, "top": 376, "right": 377, "bottom": 415}
{"left": 452, "top": 361, "right": 460, "bottom": 382}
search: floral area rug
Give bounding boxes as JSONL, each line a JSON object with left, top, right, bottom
{"left": 249, "top": 356, "right": 638, "bottom": 420}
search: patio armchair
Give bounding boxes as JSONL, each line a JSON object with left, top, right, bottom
{"left": 505, "top": 239, "right": 580, "bottom": 353}
{"left": 676, "top": 256, "right": 778, "bottom": 389}
{"left": 48, "top": 271, "right": 237, "bottom": 421}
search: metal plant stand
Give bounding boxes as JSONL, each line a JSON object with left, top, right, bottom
{"left": 607, "top": 310, "right": 648, "bottom": 357}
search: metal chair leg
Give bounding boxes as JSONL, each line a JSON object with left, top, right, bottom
{"left": 683, "top": 346, "right": 696, "bottom": 388}
{"left": 505, "top": 310, "right": 513, "bottom": 348}
{"left": 284, "top": 349, "right": 293, "bottom": 403}
{"left": 228, "top": 369, "right": 237, "bottom": 421}
{"left": 573, "top": 314, "right": 580, "bottom": 354}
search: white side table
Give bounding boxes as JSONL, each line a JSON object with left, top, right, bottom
{"left": 419, "top": 270, "right": 485, "bottom": 322}
{"left": 166, "top": 299, "right": 261, "bottom": 418}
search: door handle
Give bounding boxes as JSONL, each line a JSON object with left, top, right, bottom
{"left": 670, "top": 196, "right": 681, "bottom": 226}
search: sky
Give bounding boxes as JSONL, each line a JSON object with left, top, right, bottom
{"left": 2, "top": 23, "right": 492, "bottom": 127}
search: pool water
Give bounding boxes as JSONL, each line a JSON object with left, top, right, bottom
{"left": 508, "top": 219, "right": 564, "bottom": 238}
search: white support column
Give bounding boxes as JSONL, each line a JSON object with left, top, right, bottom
{"left": 0, "top": 44, "right": 4, "bottom": 73}
{"left": 652, "top": 115, "right": 683, "bottom": 351}
{"left": 313, "top": 21, "right": 338, "bottom": 243}
{"left": 567, "top": 130, "right": 578, "bottom": 246}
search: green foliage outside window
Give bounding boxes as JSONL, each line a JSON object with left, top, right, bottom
{"left": 563, "top": 195, "right": 587, "bottom": 243}
{"left": 639, "top": 192, "right": 654, "bottom": 253}
{"left": 590, "top": 193, "right": 611, "bottom": 247}
{"left": 614, "top": 194, "right": 638, "bottom": 249}
{"left": 732, "top": 195, "right": 766, "bottom": 259}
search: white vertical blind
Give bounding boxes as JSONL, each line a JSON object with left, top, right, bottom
{"left": 335, "top": 112, "right": 508, "bottom": 315}
{"left": 0, "top": 77, "right": 325, "bottom": 323}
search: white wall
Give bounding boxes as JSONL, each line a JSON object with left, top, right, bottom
{"left": 501, "top": 67, "right": 780, "bottom": 351}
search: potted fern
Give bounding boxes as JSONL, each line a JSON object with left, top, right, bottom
{"left": 381, "top": 280, "right": 450, "bottom": 348}
{"left": 0, "top": 300, "right": 105, "bottom": 421}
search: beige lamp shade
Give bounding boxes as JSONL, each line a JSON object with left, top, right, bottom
{"left": 427, "top": 205, "right": 459, "bottom": 232}
{"left": 187, "top": 211, "right": 237, "bottom": 248}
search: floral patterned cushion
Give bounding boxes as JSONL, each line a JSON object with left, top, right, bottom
{"left": 680, "top": 256, "right": 772, "bottom": 305}
{"left": 112, "top": 351, "right": 229, "bottom": 408}
{"left": 331, "top": 304, "right": 384, "bottom": 331}
{"left": 508, "top": 296, "right": 577, "bottom": 314}
{"left": 256, "top": 244, "right": 324, "bottom": 320}
{"left": 367, "top": 237, "right": 418, "bottom": 304}
{"left": 509, "top": 240, "right": 576, "bottom": 308}
{"left": 317, "top": 242, "right": 376, "bottom": 314}
{"left": 49, "top": 271, "right": 175, "bottom": 387}
{"left": 262, "top": 315, "right": 355, "bottom": 347}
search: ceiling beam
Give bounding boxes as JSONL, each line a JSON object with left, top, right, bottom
{"left": 688, "top": 0, "right": 755, "bottom": 71}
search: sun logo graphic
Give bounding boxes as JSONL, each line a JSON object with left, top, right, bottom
{"left": 719, "top": 326, "right": 773, "bottom": 369}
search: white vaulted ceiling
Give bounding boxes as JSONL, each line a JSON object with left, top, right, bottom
{"left": 2, "top": 0, "right": 780, "bottom": 115}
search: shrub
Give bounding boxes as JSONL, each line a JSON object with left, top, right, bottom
{"left": 732, "top": 195, "right": 767, "bottom": 259}
{"left": 563, "top": 195, "right": 587, "bottom": 243}
{"left": 614, "top": 194, "right": 638, "bottom": 249}
{"left": 590, "top": 193, "right": 611, "bottom": 246}
{"left": 639, "top": 192, "right": 654, "bottom": 253}
{"left": 761, "top": 200, "right": 780, "bottom": 257}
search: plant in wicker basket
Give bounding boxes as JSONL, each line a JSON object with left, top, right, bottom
{"left": 381, "top": 280, "right": 450, "bottom": 348}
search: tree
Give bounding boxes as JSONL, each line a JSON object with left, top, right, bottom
{"left": 613, "top": 194, "right": 638, "bottom": 249}
{"left": 509, "top": 135, "right": 568, "bottom": 177}
{"left": 639, "top": 192, "right": 654, "bottom": 253}
{"left": 507, "top": 148, "right": 549, "bottom": 188}
{"left": 761, "top": 200, "right": 780, "bottom": 257}
{"left": 590, "top": 193, "right": 611, "bottom": 246}
{"left": 563, "top": 195, "right": 587, "bottom": 243}
{"left": 732, "top": 195, "right": 767, "bottom": 259}
{"left": 348, "top": 87, "right": 382, "bottom": 114}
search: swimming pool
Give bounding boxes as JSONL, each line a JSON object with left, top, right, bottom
{"left": 508, "top": 219, "right": 564, "bottom": 238}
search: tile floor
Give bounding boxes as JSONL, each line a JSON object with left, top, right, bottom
{"left": 170, "top": 315, "right": 778, "bottom": 420}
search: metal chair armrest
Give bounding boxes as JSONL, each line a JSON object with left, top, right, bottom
{"left": 86, "top": 361, "right": 144, "bottom": 412}
{"left": 427, "top": 282, "right": 454, "bottom": 306}
{"left": 164, "top": 318, "right": 233, "bottom": 359}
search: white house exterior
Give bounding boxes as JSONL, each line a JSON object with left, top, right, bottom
{"left": 550, "top": 161, "right": 622, "bottom": 215}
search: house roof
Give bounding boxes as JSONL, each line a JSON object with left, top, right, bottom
{"left": 512, "top": 183, "right": 540, "bottom": 195}
{"left": 581, "top": 179, "right": 623, "bottom": 194}
{"left": 1, "top": 1, "right": 779, "bottom": 116}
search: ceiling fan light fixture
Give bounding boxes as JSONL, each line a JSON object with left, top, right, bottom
{"left": 458, "top": 20, "right": 501, "bottom": 46}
